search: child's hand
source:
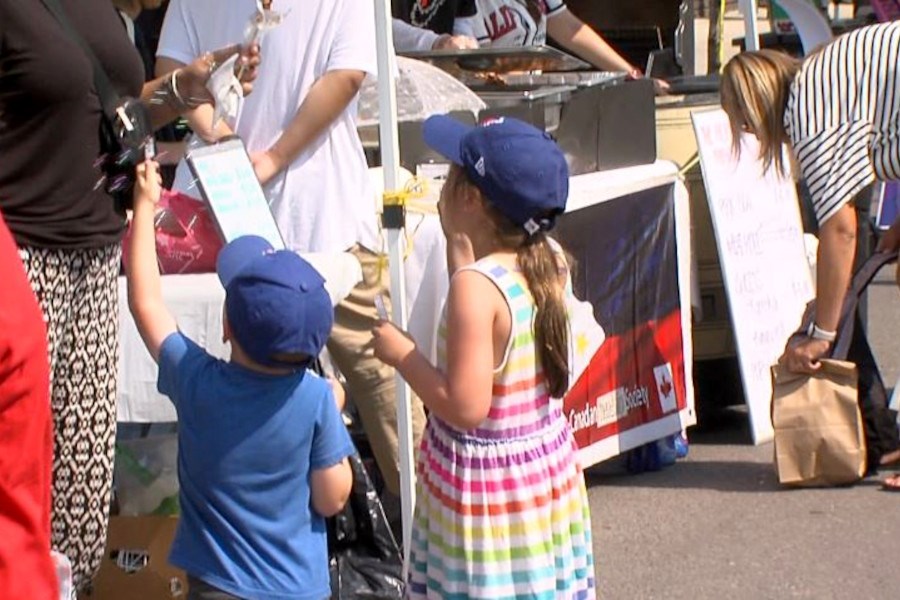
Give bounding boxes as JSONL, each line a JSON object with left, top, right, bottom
{"left": 134, "top": 160, "right": 163, "bottom": 207}
{"left": 372, "top": 320, "right": 416, "bottom": 368}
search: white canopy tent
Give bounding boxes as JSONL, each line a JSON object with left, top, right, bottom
{"left": 740, "top": 0, "right": 762, "bottom": 51}
{"left": 372, "top": 0, "right": 417, "bottom": 572}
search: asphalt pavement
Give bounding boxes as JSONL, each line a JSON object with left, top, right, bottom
{"left": 587, "top": 268, "right": 900, "bottom": 599}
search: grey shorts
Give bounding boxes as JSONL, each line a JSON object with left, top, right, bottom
{"left": 187, "top": 576, "right": 243, "bottom": 600}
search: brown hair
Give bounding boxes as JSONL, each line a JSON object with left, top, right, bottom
{"left": 720, "top": 49, "right": 800, "bottom": 174}
{"left": 450, "top": 167, "right": 569, "bottom": 398}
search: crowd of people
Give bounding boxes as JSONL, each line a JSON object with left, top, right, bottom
{"left": 1, "top": 0, "right": 899, "bottom": 598}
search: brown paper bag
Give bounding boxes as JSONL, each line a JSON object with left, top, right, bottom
{"left": 771, "top": 359, "right": 867, "bottom": 487}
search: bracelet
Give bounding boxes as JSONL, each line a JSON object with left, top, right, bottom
{"left": 807, "top": 322, "right": 837, "bottom": 342}
{"left": 170, "top": 69, "right": 202, "bottom": 110}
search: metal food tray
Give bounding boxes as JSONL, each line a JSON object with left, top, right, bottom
{"left": 462, "top": 71, "right": 626, "bottom": 91}
{"left": 399, "top": 45, "right": 590, "bottom": 75}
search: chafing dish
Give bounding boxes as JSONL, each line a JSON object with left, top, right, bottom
{"left": 381, "top": 48, "right": 656, "bottom": 175}
{"left": 476, "top": 85, "right": 576, "bottom": 134}
{"left": 459, "top": 71, "right": 627, "bottom": 136}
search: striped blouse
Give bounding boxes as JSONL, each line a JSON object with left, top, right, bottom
{"left": 785, "top": 21, "right": 900, "bottom": 225}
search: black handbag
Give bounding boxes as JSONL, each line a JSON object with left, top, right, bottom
{"left": 40, "top": 0, "right": 152, "bottom": 211}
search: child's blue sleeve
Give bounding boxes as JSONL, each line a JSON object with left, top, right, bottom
{"left": 156, "top": 332, "right": 209, "bottom": 410}
{"left": 310, "top": 383, "right": 355, "bottom": 470}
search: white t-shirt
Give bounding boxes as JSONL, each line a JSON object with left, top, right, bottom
{"left": 158, "top": 0, "right": 378, "bottom": 253}
{"left": 473, "top": 0, "right": 567, "bottom": 47}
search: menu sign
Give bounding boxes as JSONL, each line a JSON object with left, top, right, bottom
{"left": 692, "top": 109, "right": 813, "bottom": 443}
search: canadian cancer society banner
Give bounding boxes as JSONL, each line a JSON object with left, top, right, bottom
{"left": 556, "top": 185, "right": 687, "bottom": 459}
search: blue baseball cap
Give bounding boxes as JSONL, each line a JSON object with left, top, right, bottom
{"left": 422, "top": 115, "right": 568, "bottom": 234}
{"left": 216, "top": 235, "right": 333, "bottom": 369}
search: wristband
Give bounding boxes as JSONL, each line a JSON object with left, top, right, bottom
{"left": 807, "top": 322, "right": 837, "bottom": 342}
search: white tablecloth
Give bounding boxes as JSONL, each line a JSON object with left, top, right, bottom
{"left": 117, "top": 252, "right": 362, "bottom": 422}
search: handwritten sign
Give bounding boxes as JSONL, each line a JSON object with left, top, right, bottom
{"left": 187, "top": 138, "right": 285, "bottom": 250}
{"left": 692, "top": 109, "right": 814, "bottom": 443}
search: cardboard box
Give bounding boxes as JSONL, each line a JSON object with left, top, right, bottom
{"left": 80, "top": 516, "right": 186, "bottom": 600}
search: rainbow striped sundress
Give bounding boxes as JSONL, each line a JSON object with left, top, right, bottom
{"left": 407, "top": 257, "right": 596, "bottom": 599}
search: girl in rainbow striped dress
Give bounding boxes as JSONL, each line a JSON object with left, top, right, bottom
{"left": 373, "top": 115, "right": 595, "bottom": 599}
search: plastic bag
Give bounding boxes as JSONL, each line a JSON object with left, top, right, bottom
{"left": 122, "top": 189, "right": 222, "bottom": 275}
{"left": 114, "top": 434, "right": 180, "bottom": 516}
{"left": 328, "top": 453, "right": 404, "bottom": 599}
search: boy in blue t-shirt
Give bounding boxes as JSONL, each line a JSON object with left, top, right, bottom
{"left": 125, "top": 161, "right": 354, "bottom": 600}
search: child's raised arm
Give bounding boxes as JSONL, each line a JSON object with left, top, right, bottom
{"left": 126, "top": 161, "right": 178, "bottom": 363}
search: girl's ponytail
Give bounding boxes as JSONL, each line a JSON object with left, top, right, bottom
{"left": 518, "top": 233, "right": 569, "bottom": 398}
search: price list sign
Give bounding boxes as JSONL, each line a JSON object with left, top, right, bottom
{"left": 187, "top": 138, "right": 285, "bottom": 250}
{"left": 692, "top": 109, "right": 814, "bottom": 443}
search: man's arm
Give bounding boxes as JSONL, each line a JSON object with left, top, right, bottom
{"left": 546, "top": 9, "right": 670, "bottom": 94}
{"left": 126, "top": 162, "right": 178, "bottom": 363}
{"left": 250, "top": 69, "right": 367, "bottom": 186}
{"left": 546, "top": 9, "right": 633, "bottom": 73}
{"left": 393, "top": 17, "right": 441, "bottom": 51}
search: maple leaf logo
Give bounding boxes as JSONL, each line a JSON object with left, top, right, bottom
{"left": 659, "top": 375, "right": 673, "bottom": 398}
{"left": 653, "top": 363, "right": 678, "bottom": 414}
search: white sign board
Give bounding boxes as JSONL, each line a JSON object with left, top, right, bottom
{"left": 692, "top": 109, "right": 814, "bottom": 443}
{"left": 186, "top": 138, "right": 285, "bottom": 250}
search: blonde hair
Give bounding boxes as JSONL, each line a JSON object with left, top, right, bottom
{"left": 448, "top": 166, "right": 570, "bottom": 398}
{"left": 720, "top": 49, "right": 800, "bottom": 174}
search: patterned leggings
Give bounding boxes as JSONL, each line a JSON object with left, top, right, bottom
{"left": 18, "top": 244, "right": 120, "bottom": 592}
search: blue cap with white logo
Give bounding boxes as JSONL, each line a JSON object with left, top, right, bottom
{"left": 216, "top": 235, "right": 333, "bottom": 369}
{"left": 422, "top": 115, "right": 568, "bottom": 234}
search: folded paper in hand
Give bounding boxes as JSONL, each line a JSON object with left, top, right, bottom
{"left": 206, "top": 54, "right": 242, "bottom": 131}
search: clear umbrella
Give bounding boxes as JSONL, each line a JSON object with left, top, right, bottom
{"left": 357, "top": 56, "right": 486, "bottom": 127}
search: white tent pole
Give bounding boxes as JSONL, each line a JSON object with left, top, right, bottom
{"left": 374, "top": 0, "right": 416, "bottom": 576}
{"left": 740, "top": 0, "right": 761, "bottom": 51}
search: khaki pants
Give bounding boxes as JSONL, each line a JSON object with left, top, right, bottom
{"left": 327, "top": 245, "right": 426, "bottom": 496}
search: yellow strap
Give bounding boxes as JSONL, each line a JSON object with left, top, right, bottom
{"left": 381, "top": 175, "right": 428, "bottom": 208}
{"left": 717, "top": 0, "right": 727, "bottom": 73}
{"left": 382, "top": 190, "right": 407, "bottom": 207}
{"left": 377, "top": 176, "right": 434, "bottom": 283}
{"left": 678, "top": 153, "right": 701, "bottom": 177}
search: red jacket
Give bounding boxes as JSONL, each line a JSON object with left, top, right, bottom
{"left": 0, "top": 211, "right": 56, "bottom": 599}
